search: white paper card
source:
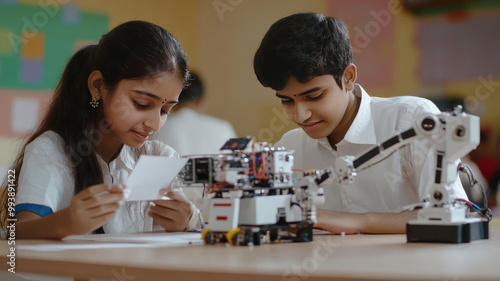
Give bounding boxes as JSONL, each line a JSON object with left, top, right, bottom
{"left": 17, "top": 243, "right": 155, "bottom": 251}
{"left": 64, "top": 231, "right": 202, "bottom": 245}
{"left": 125, "top": 155, "right": 188, "bottom": 201}
{"left": 18, "top": 232, "right": 203, "bottom": 251}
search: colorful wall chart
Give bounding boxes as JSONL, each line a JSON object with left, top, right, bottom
{"left": 0, "top": 1, "right": 109, "bottom": 137}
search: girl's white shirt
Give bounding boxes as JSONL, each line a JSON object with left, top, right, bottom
{"left": 16, "top": 130, "right": 203, "bottom": 233}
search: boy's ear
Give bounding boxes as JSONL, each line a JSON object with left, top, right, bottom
{"left": 342, "top": 63, "right": 357, "bottom": 91}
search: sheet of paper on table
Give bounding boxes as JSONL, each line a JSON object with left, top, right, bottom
{"left": 64, "top": 231, "right": 203, "bottom": 244}
{"left": 125, "top": 155, "right": 188, "bottom": 201}
{"left": 17, "top": 232, "right": 203, "bottom": 251}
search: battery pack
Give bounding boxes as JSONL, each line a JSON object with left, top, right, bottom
{"left": 406, "top": 221, "right": 489, "bottom": 243}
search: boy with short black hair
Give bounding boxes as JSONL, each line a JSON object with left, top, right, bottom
{"left": 253, "top": 13, "right": 467, "bottom": 234}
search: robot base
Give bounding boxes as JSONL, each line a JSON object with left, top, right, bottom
{"left": 202, "top": 222, "right": 313, "bottom": 246}
{"left": 406, "top": 221, "right": 489, "bottom": 243}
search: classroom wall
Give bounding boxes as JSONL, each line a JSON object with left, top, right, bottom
{"left": 0, "top": 0, "right": 200, "bottom": 175}
{"left": 196, "top": 0, "right": 500, "bottom": 152}
{"left": 17, "top": 0, "right": 200, "bottom": 63}
{"left": 1, "top": 0, "right": 499, "bottom": 176}
{"left": 197, "top": 0, "right": 327, "bottom": 144}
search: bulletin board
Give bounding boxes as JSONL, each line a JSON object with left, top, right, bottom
{"left": 417, "top": 11, "right": 500, "bottom": 83}
{"left": 0, "top": 1, "right": 109, "bottom": 137}
{"left": 0, "top": 2, "right": 108, "bottom": 89}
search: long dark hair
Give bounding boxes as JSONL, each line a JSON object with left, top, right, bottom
{"left": 0, "top": 20, "right": 189, "bottom": 231}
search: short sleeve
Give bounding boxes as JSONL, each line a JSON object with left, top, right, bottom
{"left": 15, "top": 132, "right": 74, "bottom": 216}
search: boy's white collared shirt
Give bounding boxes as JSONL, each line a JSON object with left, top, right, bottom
{"left": 276, "top": 84, "right": 467, "bottom": 213}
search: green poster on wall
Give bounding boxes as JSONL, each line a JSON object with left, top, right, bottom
{"left": 0, "top": 2, "right": 109, "bottom": 90}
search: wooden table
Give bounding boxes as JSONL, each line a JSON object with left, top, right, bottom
{"left": 1, "top": 225, "right": 499, "bottom": 281}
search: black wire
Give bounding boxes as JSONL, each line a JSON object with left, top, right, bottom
{"left": 459, "top": 163, "right": 488, "bottom": 209}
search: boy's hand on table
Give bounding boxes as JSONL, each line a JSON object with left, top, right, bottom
{"left": 314, "top": 208, "right": 417, "bottom": 234}
{"left": 314, "top": 209, "right": 364, "bottom": 234}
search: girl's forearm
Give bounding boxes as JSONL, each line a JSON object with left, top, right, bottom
{"left": 16, "top": 208, "right": 75, "bottom": 240}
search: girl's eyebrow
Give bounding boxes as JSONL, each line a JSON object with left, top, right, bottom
{"left": 132, "top": 90, "right": 178, "bottom": 104}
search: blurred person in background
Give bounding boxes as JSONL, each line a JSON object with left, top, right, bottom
{"left": 486, "top": 133, "right": 500, "bottom": 215}
{"left": 153, "top": 72, "right": 236, "bottom": 155}
{"left": 470, "top": 130, "right": 500, "bottom": 184}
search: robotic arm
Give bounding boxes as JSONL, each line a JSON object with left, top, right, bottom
{"left": 333, "top": 105, "right": 480, "bottom": 205}
{"left": 325, "top": 105, "right": 488, "bottom": 243}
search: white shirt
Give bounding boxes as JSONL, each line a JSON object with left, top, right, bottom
{"left": 275, "top": 84, "right": 467, "bottom": 213}
{"left": 154, "top": 108, "right": 237, "bottom": 155}
{"left": 15, "top": 131, "right": 203, "bottom": 233}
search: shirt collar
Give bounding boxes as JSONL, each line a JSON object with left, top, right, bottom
{"left": 95, "top": 145, "right": 133, "bottom": 171}
{"left": 339, "top": 84, "right": 377, "bottom": 146}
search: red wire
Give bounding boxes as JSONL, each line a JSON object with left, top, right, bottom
{"left": 252, "top": 141, "right": 258, "bottom": 178}
{"left": 251, "top": 141, "right": 268, "bottom": 180}
{"left": 259, "top": 153, "right": 267, "bottom": 179}
{"left": 456, "top": 198, "right": 474, "bottom": 206}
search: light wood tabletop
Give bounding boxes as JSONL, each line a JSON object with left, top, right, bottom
{"left": 1, "top": 224, "right": 499, "bottom": 281}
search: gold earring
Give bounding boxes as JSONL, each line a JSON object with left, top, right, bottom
{"left": 90, "top": 92, "right": 99, "bottom": 108}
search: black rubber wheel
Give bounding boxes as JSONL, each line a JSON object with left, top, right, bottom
{"left": 204, "top": 231, "right": 216, "bottom": 245}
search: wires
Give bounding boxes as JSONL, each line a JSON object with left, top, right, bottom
{"left": 258, "top": 153, "right": 267, "bottom": 179}
{"left": 251, "top": 141, "right": 267, "bottom": 180}
{"left": 459, "top": 163, "right": 488, "bottom": 209}
{"left": 457, "top": 163, "right": 492, "bottom": 222}
{"left": 454, "top": 198, "right": 492, "bottom": 222}
{"left": 292, "top": 169, "right": 306, "bottom": 176}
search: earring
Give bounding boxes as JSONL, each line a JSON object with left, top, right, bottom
{"left": 90, "top": 92, "right": 99, "bottom": 108}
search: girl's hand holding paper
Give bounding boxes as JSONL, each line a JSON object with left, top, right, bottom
{"left": 149, "top": 186, "right": 193, "bottom": 232}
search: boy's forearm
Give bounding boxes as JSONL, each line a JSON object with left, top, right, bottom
{"left": 315, "top": 209, "right": 418, "bottom": 234}
{"left": 16, "top": 208, "right": 75, "bottom": 240}
{"left": 363, "top": 211, "right": 418, "bottom": 234}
